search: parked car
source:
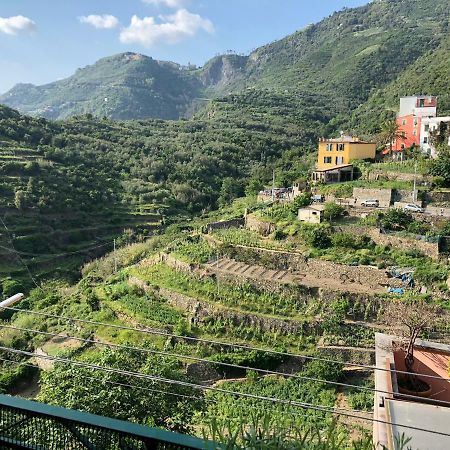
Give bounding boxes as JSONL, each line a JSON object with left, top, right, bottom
{"left": 361, "top": 199, "right": 379, "bottom": 208}
{"left": 312, "top": 194, "right": 325, "bottom": 203}
{"left": 404, "top": 204, "right": 424, "bottom": 213}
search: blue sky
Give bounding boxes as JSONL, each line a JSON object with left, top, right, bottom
{"left": 0, "top": 0, "right": 369, "bottom": 93}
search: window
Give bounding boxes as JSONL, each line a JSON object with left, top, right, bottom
{"left": 413, "top": 118, "right": 418, "bottom": 126}
{"left": 413, "top": 129, "right": 417, "bottom": 136}
{"left": 401, "top": 131, "right": 406, "bottom": 138}
{"left": 401, "top": 144, "right": 405, "bottom": 149}
{"left": 336, "top": 156, "right": 344, "bottom": 165}
{"left": 326, "top": 143, "right": 333, "bottom": 151}
{"left": 419, "top": 99, "right": 425, "bottom": 107}
{"left": 425, "top": 125, "right": 430, "bottom": 132}
{"left": 423, "top": 137, "right": 428, "bottom": 144}
{"left": 402, "top": 119, "right": 407, "bottom": 126}
{"left": 323, "top": 157, "right": 332, "bottom": 164}
{"left": 337, "top": 143, "right": 345, "bottom": 151}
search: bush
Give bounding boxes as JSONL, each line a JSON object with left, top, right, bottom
{"left": 323, "top": 202, "right": 345, "bottom": 221}
{"left": 331, "top": 232, "right": 356, "bottom": 248}
{"left": 380, "top": 208, "right": 412, "bottom": 231}
{"left": 407, "top": 221, "right": 430, "bottom": 235}
{"left": 300, "top": 224, "right": 331, "bottom": 249}
{"left": 433, "top": 176, "right": 446, "bottom": 188}
{"left": 290, "top": 193, "right": 312, "bottom": 213}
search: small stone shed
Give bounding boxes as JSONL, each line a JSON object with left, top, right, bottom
{"left": 298, "top": 205, "right": 325, "bottom": 224}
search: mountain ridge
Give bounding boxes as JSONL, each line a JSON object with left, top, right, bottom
{"left": 1, "top": 0, "right": 450, "bottom": 121}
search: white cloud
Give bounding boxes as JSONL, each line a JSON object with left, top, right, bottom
{"left": 79, "top": 14, "right": 119, "bottom": 29}
{"left": 0, "top": 16, "right": 36, "bottom": 35}
{"left": 120, "top": 9, "right": 214, "bottom": 47}
{"left": 142, "top": 0, "right": 189, "bottom": 8}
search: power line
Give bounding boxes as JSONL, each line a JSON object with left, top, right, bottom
{"left": 3, "top": 305, "right": 447, "bottom": 383}
{"left": 0, "top": 356, "right": 204, "bottom": 404}
{"left": 0, "top": 216, "right": 42, "bottom": 292}
{"left": 0, "top": 346, "right": 449, "bottom": 439}
{"left": 0, "top": 356, "right": 347, "bottom": 422}
{"left": 3, "top": 323, "right": 449, "bottom": 407}
{"left": 0, "top": 241, "right": 113, "bottom": 259}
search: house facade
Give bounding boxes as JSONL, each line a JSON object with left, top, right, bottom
{"left": 298, "top": 205, "right": 325, "bottom": 224}
{"left": 394, "top": 95, "right": 442, "bottom": 154}
{"left": 420, "top": 116, "right": 450, "bottom": 157}
{"left": 316, "top": 136, "right": 377, "bottom": 170}
{"left": 312, "top": 136, "right": 376, "bottom": 184}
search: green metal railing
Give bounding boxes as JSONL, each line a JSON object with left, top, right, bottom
{"left": 0, "top": 394, "right": 214, "bottom": 449}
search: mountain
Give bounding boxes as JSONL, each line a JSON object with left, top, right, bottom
{"left": 2, "top": 0, "right": 450, "bottom": 121}
{"left": 0, "top": 53, "right": 204, "bottom": 120}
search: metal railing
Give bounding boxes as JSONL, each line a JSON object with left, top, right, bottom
{"left": 0, "top": 394, "right": 215, "bottom": 449}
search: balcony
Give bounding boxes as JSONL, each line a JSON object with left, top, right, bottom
{"left": 0, "top": 394, "right": 214, "bottom": 449}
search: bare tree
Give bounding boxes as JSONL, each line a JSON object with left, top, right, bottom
{"left": 383, "top": 299, "right": 441, "bottom": 376}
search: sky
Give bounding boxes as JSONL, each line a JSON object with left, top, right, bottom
{"left": 0, "top": 0, "right": 369, "bottom": 93}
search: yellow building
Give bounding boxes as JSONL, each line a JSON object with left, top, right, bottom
{"left": 313, "top": 136, "right": 376, "bottom": 183}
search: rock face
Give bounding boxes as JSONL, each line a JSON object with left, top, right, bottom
{"left": 199, "top": 55, "right": 248, "bottom": 90}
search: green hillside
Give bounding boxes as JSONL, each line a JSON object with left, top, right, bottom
{"left": 0, "top": 97, "right": 309, "bottom": 291}
{"left": 345, "top": 35, "right": 450, "bottom": 134}
{"left": 0, "top": 53, "right": 203, "bottom": 120}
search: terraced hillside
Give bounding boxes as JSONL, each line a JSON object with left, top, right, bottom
{"left": 1, "top": 197, "right": 449, "bottom": 445}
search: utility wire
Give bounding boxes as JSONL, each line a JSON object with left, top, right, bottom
{"left": 3, "top": 323, "right": 449, "bottom": 407}
{"left": 0, "top": 216, "right": 42, "bottom": 292}
{"left": 3, "top": 305, "right": 447, "bottom": 383}
{"left": 0, "top": 356, "right": 204, "bottom": 404}
{"left": 0, "top": 355, "right": 348, "bottom": 422}
{"left": 0, "top": 241, "right": 113, "bottom": 259}
{"left": 0, "top": 346, "right": 449, "bottom": 439}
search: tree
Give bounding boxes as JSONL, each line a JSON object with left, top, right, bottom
{"left": 245, "top": 177, "right": 264, "bottom": 196}
{"left": 379, "top": 208, "right": 412, "bottom": 231}
{"left": 218, "top": 177, "right": 244, "bottom": 206}
{"left": 379, "top": 119, "right": 404, "bottom": 155}
{"left": 323, "top": 202, "right": 344, "bottom": 221}
{"left": 14, "top": 190, "right": 27, "bottom": 210}
{"left": 290, "top": 193, "right": 311, "bottom": 214}
{"left": 431, "top": 145, "right": 450, "bottom": 185}
{"left": 383, "top": 298, "right": 441, "bottom": 391}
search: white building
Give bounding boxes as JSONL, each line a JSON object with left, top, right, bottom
{"left": 399, "top": 95, "right": 437, "bottom": 118}
{"left": 420, "top": 116, "right": 450, "bottom": 158}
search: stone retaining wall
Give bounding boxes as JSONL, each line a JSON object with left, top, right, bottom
{"left": 245, "top": 214, "right": 276, "bottom": 236}
{"left": 225, "top": 245, "right": 401, "bottom": 290}
{"left": 347, "top": 226, "right": 440, "bottom": 260}
{"left": 205, "top": 218, "right": 245, "bottom": 233}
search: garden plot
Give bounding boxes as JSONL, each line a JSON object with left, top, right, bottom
{"left": 207, "top": 257, "right": 304, "bottom": 284}
{"left": 207, "top": 257, "right": 388, "bottom": 295}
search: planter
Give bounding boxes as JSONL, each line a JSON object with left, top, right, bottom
{"left": 397, "top": 375, "right": 432, "bottom": 398}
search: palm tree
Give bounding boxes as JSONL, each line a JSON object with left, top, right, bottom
{"left": 380, "top": 119, "right": 404, "bottom": 156}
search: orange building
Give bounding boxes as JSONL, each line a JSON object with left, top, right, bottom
{"left": 394, "top": 96, "right": 437, "bottom": 151}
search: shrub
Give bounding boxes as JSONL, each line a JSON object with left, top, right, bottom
{"left": 291, "top": 193, "right": 312, "bottom": 213}
{"left": 433, "top": 176, "right": 446, "bottom": 188}
{"left": 300, "top": 224, "right": 331, "bottom": 249}
{"left": 323, "top": 202, "right": 345, "bottom": 221}
{"left": 380, "top": 208, "right": 412, "bottom": 231}
{"left": 406, "top": 221, "right": 430, "bottom": 235}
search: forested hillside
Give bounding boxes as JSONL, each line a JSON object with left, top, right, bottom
{"left": 0, "top": 99, "right": 310, "bottom": 291}
{"left": 2, "top": 0, "right": 450, "bottom": 121}
{"left": 2, "top": 0, "right": 450, "bottom": 291}
{"left": 345, "top": 35, "right": 450, "bottom": 134}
